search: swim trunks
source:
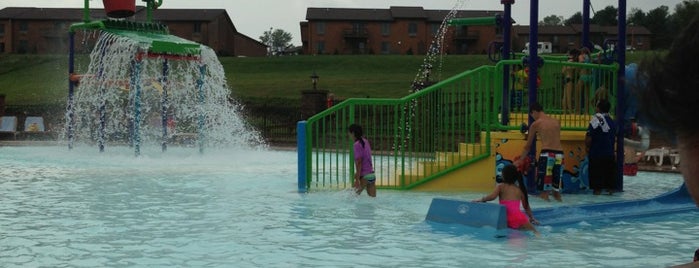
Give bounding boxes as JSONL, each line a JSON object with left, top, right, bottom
{"left": 362, "top": 173, "right": 376, "bottom": 184}
{"left": 536, "top": 149, "right": 564, "bottom": 192}
{"left": 500, "top": 200, "right": 529, "bottom": 229}
{"left": 589, "top": 156, "right": 617, "bottom": 190}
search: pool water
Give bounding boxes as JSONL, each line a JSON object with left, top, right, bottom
{"left": 1, "top": 146, "right": 697, "bottom": 267}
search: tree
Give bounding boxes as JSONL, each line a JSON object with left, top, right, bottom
{"left": 564, "top": 12, "right": 583, "bottom": 26}
{"left": 627, "top": 8, "right": 647, "bottom": 26}
{"left": 592, "top": 5, "right": 618, "bottom": 26}
{"left": 671, "top": 0, "right": 699, "bottom": 32}
{"left": 645, "top": 6, "right": 672, "bottom": 49}
{"left": 540, "top": 15, "right": 564, "bottom": 26}
{"left": 259, "top": 28, "right": 293, "bottom": 56}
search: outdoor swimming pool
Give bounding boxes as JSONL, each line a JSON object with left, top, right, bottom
{"left": 1, "top": 146, "right": 697, "bottom": 267}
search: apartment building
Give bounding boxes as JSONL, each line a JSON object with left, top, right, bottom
{"left": 512, "top": 24, "right": 652, "bottom": 53}
{"left": 300, "top": 6, "right": 652, "bottom": 55}
{"left": 0, "top": 7, "right": 267, "bottom": 56}
{"left": 301, "top": 6, "right": 502, "bottom": 55}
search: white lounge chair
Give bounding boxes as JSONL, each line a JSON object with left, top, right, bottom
{"left": 644, "top": 147, "right": 680, "bottom": 167}
{"left": 23, "top": 116, "right": 45, "bottom": 132}
{"left": 21, "top": 116, "right": 52, "bottom": 140}
{"left": 0, "top": 116, "right": 18, "bottom": 139}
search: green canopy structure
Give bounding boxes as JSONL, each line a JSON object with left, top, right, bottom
{"left": 70, "top": 20, "right": 202, "bottom": 56}
{"left": 67, "top": 1, "right": 208, "bottom": 156}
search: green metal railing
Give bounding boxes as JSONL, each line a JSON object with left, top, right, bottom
{"left": 298, "top": 58, "right": 617, "bottom": 191}
{"left": 494, "top": 58, "right": 618, "bottom": 130}
{"left": 300, "top": 66, "right": 496, "bottom": 190}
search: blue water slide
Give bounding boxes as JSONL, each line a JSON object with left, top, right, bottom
{"left": 533, "top": 183, "right": 697, "bottom": 227}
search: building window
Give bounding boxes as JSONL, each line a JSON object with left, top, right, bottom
{"left": 0, "top": 24, "right": 4, "bottom": 36}
{"left": 316, "top": 22, "right": 325, "bottom": 35}
{"left": 352, "top": 22, "right": 364, "bottom": 34}
{"left": 19, "top": 21, "right": 28, "bottom": 33}
{"left": 381, "top": 23, "right": 390, "bottom": 36}
{"left": 431, "top": 24, "right": 440, "bottom": 35}
{"left": 456, "top": 26, "right": 467, "bottom": 36}
{"left": 193, "top": 22, "right": 202, "bottom": 33}
{"left": 0, "top": 42, "right": 4, "bottom": 53}
{"left": 18, "top": 40, "right": 28, "bottom": 54}
{"left": 408, "top": 22, "right": 417, "bottom": 37}
{"left": 316, "top": 41, "right": 325, "bottom": 54}
{"left": 381, "top": 41, "right": 390, "bottom": 54}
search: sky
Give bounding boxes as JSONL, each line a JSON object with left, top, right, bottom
{"left": 0, "top": 0, "right": 685, "bottom": 45}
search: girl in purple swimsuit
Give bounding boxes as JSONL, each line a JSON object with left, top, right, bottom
{"left": 474, "top": 164, "right": 539, "bottom": 235}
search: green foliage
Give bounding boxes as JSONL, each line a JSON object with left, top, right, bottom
{"left": 540, "top": 15, "right": 564, "bottom": 26}
{"left": 672, "top": 0, "right": 699, "bottom": 28}
{"left": 592, "top": 5, "right": 619, "bottom": 26}
{"left": 627, "top": 5, "right": 674, "bottom": 49}
{"left": 564, "top": 12, "right": 583, "bottom": 26}
{"left": 259, "top": 28, "right": 293, "bottom": 55}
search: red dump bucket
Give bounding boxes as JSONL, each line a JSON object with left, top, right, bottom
{"left": 103, "top": 0, "right": 135, "bottom": 18}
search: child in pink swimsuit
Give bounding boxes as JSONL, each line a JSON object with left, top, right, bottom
{"left": 474, "top": 164, "right": 539, "bottom": 235}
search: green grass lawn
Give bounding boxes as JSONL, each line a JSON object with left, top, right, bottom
{"left": 222, "top": 54, "right": 493, "bottom": 100}
{"left": 0, "top": 52, "right": 657, "bottom": 106}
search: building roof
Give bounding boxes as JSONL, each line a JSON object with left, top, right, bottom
{"left": 600, "top": 25, "right": 652, "bottom": 35}
{"left": 0, "top": 6, "right": 228, "bottom": 23}
{"left": 0, "top": 6, "right": 268, "bottom": 46}
{"left": 145, "top": 9, "right": 228, "bottom": 22}
{"left": 569, "top": 24, "right": 652, "bottom": 35}
{"left": 306, "top": 6, "right": 501, "bottom": 23}
{"left": 513, "top": 24, "right": 652, "bottom": 36}
{"left": 389, "top": 6, "right": 427, "bottom": 19}
{"left": 426, "top": 10, "right": 502, "bottom": 23}
{"left": 306, "top": 7, "right": 393, "bottom": 21}
{"left": 513, "top": 25, "right": 577, "bottom": 35}
{"left": 0, "top": 7, "right": 111, "bottom": 20}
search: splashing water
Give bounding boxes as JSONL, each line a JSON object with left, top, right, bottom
{"left": 395, "top": 1, "right": 467, "bottom": 151}
{"left": 410, "top": 0, "right": 466, "bottom": 91}
{"left": 64, "top": 31, "right": 266, "bottom": 153}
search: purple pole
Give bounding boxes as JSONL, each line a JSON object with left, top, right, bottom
{"left": 527, "top": 0, "right": 539, "bottom": 110}
{"left": 161, "top": 60, "right": 169, "bottom": 152}
{"left": 582, "top": 0, "right": 592, "bottom": 50}
{"left": 616, "top": 0, "right": 627, "bottom": 191}
{"left": 526, "top": 0, "right": 539, "bottom": 193}
{"left": 68, "top": 31, "right": 75, "bottom": 150}
{"left": 501, "top": 0, "right": 514, "bottom": 126}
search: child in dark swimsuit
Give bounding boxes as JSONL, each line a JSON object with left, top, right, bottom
{"left": 474, "top": 165, "right": 539, "bottom": 235}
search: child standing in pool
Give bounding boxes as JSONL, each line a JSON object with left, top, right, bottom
{"left": 473, "top": 164, "right": 539, "bottom": 235}
{"left": 349, "top": 124, "right": 376, "bottom": 197}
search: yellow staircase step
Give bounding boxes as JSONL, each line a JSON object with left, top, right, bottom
{"left": 396, "top": 135, "right": 490, "bottom": 186}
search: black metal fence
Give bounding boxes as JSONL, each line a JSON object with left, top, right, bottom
{"left": 239, "top": 98, "right": 302, "bottom": 146}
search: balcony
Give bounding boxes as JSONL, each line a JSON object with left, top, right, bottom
{"left": 41, "top": 28, "right": 64, "bottom": 38}
{"left": 343, "top": 28, "right": 368, "bottom": 39}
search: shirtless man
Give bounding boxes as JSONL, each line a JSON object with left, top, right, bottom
{"left": 515, "top": 102, "right": 564, "bottom": 201}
